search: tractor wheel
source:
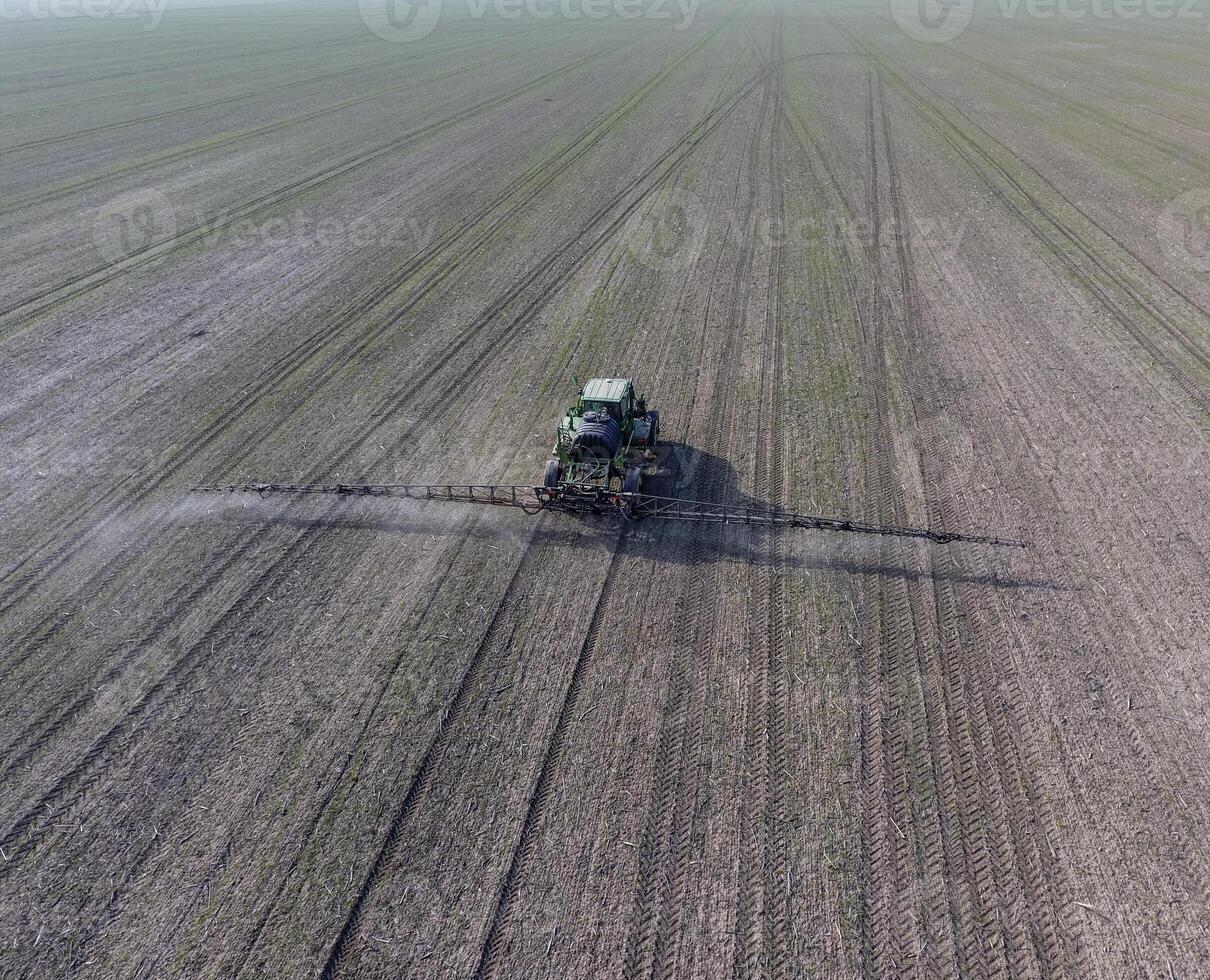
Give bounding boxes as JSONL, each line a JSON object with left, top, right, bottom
{"left": 648, "top": 411, "right": 660, "bottom": 448}
{"left": 542, "top": 460, "right": 562, "bottom": 488}
{"left": 623, "top": 467, "right": 643, "bottom": 494}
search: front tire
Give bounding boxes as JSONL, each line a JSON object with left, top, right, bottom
{"left": 647, "top": 411, "right": 660, "bottom": 449}
{"left": 542, "top": 460, "right": 561, "bottom": 488}
{"left": 623, "top": 467, "right": 643, "bottom": 494}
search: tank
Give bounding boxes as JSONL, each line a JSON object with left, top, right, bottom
{"left": 571, "top": 411, "right": 621, "bottom": 459}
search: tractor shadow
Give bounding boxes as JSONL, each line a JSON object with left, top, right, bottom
{"left": 544, "top": 441, "right": 1065, "bottom": 592}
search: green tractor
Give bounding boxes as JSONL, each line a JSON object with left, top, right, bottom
{"left": 542, "top": 378, "right": 661, "bottom": 495}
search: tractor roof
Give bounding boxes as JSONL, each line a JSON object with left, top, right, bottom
{"left": 581, "top": 377, "right": 632, "bottom": 402}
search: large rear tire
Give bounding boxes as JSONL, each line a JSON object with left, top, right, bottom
{"left": 542, "top": 460, "right": 561, "bottom": 488}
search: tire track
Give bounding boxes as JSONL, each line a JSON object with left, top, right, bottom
{"left": 408, "top": 68, "right": 755, "bottom": 963}
{"left": 877, "top": 74, "right": 1078, "bottom": 977}
{"left": 871, "top": 69, "right": 984, "bottom": 980}
{"left": 301, "top": 549, "right": 538, "bottom": 978}
{"left": 0, "top": 501, "right": 534, "bottom": 880}
{"left": 471, "top": 534, "right": 626, "bottom": 980}
{"left": 890, "top": 41, "right": 1210, "bottom": 344}
{"left": 619, "top": 405, "right": 724, "bottom": 980}
{"left": 780, "top": 53, "right": 987, "bottom": 977}
{"left": 5, "top": 15, "right": 714, "bottom": 451}
{"left": 2, "top": 500, "right": 498, "bottom": 967}
{"left": 834, "top": 23, "right": 1210, "bottom": 415}
{"left": 940, "top": 44, "right": 1210, "bottom": 177}
{"left": 0, "top": 33, "right": 639, "bottom": 331}
{"left": 876, "top": 69, "right": 1002, "bottom": 979}
{"left": 619, "top": 228, "right": 740, "bottom": 980}
{"left": 783, "top": 35, "right": 1174, "bottom": 970}
{"left": 760, "top": 18, "right": 791, "bottom": 977}
{"left": 874, "top": 67, "right": 1044, "bottom": 979}
{"left": 833, "top": 59, "right": 1075, "bottom": 977}
{"left": 0, "top": 29, "right": 534, "bottom": 155}
{"left": 1, "top": 53, "right": 495, "bottom": 218}
{"left": 0, "top": 516, "right": 328, "bottom": 867}
{"left": 856, "top": 66, "right": 930, "bottom": 977}
{"left": 2, "top": 58, "right": 438, "bottom": 158}
{"left": 360, "top": 61, "right": 768, "bottom": 493}
{"left": 0, "top": 22, "right": 738, "bottom": 654}
{"left": 468, "top": 176, "right": 730, "bottom": 978}
{"left": 35, "top": 508, "right": 505, "bottom": 975}
{"left": 0, "top": 43, "right": 762, "bottom": 867}
{"left": 621, "top": 27, "right": 772, "bottom": 976}
{"left": 908, "top": 75, "right": 1210, "bottom": 389}
{"left": 0, "top": 85, "right": 640, "bottom": 746}
{"left": 732, "top": 7, "right": 790, "bottom": 978}
{"left": 792, "top": 63, "right": 956, "bottom": 977}
{"left": 0, "top": 30, "right": 374, "bottom": 100}
{"left": 256, "top": 211, "right": 677, "bottom": 967}
{"left": 0, "top": 535, "right": 256, "bottom": 782}
{"left": 226, "top": 524, "right": 543, "bottom": 979}
{"left": 438, "top": 50, "right": 751, "bottom": 966}
{"left": 0, "top": 35, "right": 428, "bottom": 125}
{"left": 0, "top": 61, "right": 758, "bottom": 712}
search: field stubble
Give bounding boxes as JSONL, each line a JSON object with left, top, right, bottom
{"left": 1, "top": 1, "right": 1208, "bottom": 977}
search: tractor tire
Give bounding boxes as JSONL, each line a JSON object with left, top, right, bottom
{"left": 648, "top": 411, "right": 660, "bottom": 448}
{"left": 623, "top": 466, "right": 643, "bottom": 494}
{"left": 542, "top": 460, "right": 562, "bottom": 488}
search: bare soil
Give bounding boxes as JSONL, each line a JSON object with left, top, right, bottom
{"left": 1, "top": 1, "right": 1208, "bottom": 977}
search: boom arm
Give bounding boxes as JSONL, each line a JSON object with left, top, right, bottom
{"left": 191, "top": 482, "right": 1027, "bottom": 548}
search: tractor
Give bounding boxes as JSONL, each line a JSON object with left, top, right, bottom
{"left": 543, "top": 378, "right": 661, "bottom": 495}
{"left": 195, "top": 378, "right": 1028, "bottom": 548}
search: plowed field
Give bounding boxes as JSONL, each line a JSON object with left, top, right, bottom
{"left": 2, "top": 1, "right": 1208, "bottom": 977}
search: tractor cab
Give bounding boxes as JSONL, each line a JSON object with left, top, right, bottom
{"left": 580, "top": 378, "right": 627, "bottom": 421}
